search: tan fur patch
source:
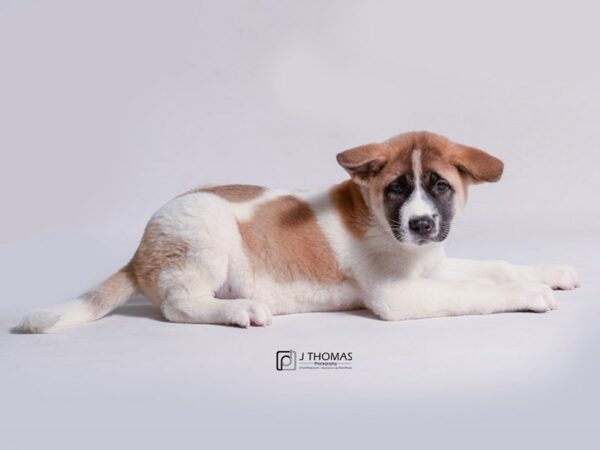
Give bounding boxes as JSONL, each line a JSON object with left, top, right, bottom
{"left": 380, "top": 132, "right": 499, "bottom": 207}
{"left": 339, "top": 132, "right": 496, "bottom": 213}
{"left": 238, "top": 195, "right": 345, "bottom": 284}
{"left": 338, "top": 131, "right": 502, "bottom": 190}
{"left": 183, "top": 184, "right": 265, "bottom": 202}
{"left": 130, "top": 222, "right": 189, "bottom": 305}
{"left": 330, "top": 180, "right": 372, "bottom": 239}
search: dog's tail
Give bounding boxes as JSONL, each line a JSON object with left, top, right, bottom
{"left": 13, "top": 265, "right": 138, "bottom": 334}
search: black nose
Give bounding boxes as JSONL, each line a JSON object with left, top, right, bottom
{"left": 409, "top": 216, "right": 435, "bottom": 235}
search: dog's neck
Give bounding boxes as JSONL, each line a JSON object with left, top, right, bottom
{"left": 329, "top": 180, "right": 372, "bottom": 238}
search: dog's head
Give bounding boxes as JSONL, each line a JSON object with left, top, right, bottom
{"left": 336, "top": 131, "right": 503, "bottom": 246}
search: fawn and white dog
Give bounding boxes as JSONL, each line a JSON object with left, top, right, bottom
{"left": 16, "top": 131, "right": 579, "bottom": 333}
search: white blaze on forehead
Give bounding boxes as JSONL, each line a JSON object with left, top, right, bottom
{"left": 399, "top": 149, "right": 438, "bottom": 235}
{"left": 412, "top": 148, "right": 423, "bottom": 182}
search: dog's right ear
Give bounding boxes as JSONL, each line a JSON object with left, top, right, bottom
{"left": 336, "top": 143, "right": 387, "bottom": 185}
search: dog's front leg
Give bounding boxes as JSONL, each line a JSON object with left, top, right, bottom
{"left": 440, "top": 259, "right": 580, "bottom": 290}
{"left": 365, "top": 278, "right": 557, "bottom": 321}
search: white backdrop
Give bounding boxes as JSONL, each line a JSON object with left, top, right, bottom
{"left": 1, "top": 1, "right": 599, "bottom": 448}
{"left": 2, "top": 0, "right": 599, "bottom": 309}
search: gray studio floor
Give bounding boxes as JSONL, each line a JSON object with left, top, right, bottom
{"left": 1, "top": 228, "right": 598, "bottom": 449}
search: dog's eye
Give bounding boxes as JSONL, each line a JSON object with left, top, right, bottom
{"left": 435, "top": 180, "right": 450, "bottom": 193}
{"left": 388, "top": 180, "right": 405, "bottom": 195}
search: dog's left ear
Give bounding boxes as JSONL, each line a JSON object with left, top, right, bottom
{"left": 336, "top": 143, "right": 388, "bottom": 185}
{"left": 449, "top": 144, "right": 504, "bottom": 183}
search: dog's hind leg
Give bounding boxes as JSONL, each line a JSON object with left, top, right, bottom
{"left": 158, "top": 266, "right": 271, "bottom": 327}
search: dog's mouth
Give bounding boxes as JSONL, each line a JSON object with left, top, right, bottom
{"left": 391, "top": 226, "right": 449, "bottom": 245}
{"left": 410, "top": 236, "right": 438, "bottom": 246}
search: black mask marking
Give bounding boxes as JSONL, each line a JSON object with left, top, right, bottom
{"left": 383, "top": 171, "right": 455, "bottom": 244}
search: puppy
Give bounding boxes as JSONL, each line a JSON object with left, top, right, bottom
{"left": 16, "top": 131, "right": 579, "bottom": 333}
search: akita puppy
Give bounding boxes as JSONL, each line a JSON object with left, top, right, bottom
{"left": 16, "top": 131, "right": 579, "bottom": 333}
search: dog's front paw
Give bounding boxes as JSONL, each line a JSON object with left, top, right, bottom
{"left": 533, "top": 264, "right": 580, "bottom": 290}
{"left": 510, "top": 283, "right": 557, "bottom": 312}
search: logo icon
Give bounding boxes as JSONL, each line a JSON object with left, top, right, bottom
{"left": 276, "top": 350, "right": 297, "bottom": 371}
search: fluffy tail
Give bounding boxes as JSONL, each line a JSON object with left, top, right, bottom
{"left": 14, "top": 266, "right": 138, "bottom": 334}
